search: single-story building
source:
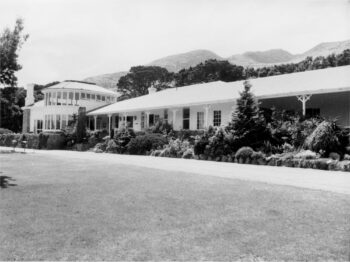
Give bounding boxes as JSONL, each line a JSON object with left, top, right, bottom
{"left": 22, "top": 81, "right": 119, "bottom": 133}
{"left": 87, "top": 65, "right": 350, "bottom": 133}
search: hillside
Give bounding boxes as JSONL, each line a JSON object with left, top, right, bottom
{"left": 148, "top": 49, "right": 223, "bottom": 72}
{"left": 228, "top": 49, "right": 294, "bottom": 67}
{"left": 292, "top": 39, "right": 350, "bottom": 63}
{"left": 83, "top": 71, "right": 128, "bottom": 91}
{"left": 83, "top": 39, "right": 350, "bottom": 89}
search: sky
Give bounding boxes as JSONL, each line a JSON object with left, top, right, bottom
{"left": 1, "top": 0, "right": 349, "bottom": 87}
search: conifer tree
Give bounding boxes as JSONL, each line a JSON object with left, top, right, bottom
{"left": 229, "top": 80, "right": 268, "bottom": 149}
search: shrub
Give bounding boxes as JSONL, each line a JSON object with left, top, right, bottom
{"left": 127, "top": 133, "right": 167, "bottom": 155}
{"left": 344, "top": 154, "right": 350, "bottom": 161}
{"left": 235, "top": 147, "right": 254, "bottom": 163}
{"left": 154, "top": 138, "right": 193, "bottom": 158}
{"left": 38, "top": 133, "right": 49, "bottom": 149}
{"left": 329, "top": 152, "right": 340, "bottom": 160}
{"left": 113, "top": 128, "right": 136, "bottom": 154}
{"left": 304, "top": 121, "right": 342, "bottom": 156}
{"left": 149, "top": 119, "right": 173, "bottom": 135}
{"left": 46, "top": 133, "right": 67, "bottom": 150}
{"left": 76, "top": 108, "right": 87, "bottom": 143}
{"left": 0, "top": 128, "right": 13, "bottom": 134}
{"left": 182, "top": 148, "right": 194, "bottom": 159}
{"left": 294, "top": 150, "right": 317, "bottom": 160}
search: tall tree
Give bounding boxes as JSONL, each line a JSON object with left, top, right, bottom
{"left": 229, "top": 80, "right": 268, "bottom": 149}
{"left": 117, "top": 66, "right": 175, "bottom": 101}
{"left": 0, "top": 18, "right": 29, "bottom": 87}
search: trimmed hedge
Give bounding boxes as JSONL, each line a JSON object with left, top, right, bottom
{"left": 0, "top": 132, "right": 67, "bottom": 150}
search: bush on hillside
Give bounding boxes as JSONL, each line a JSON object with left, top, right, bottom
{"left": 304, "top": 121, "right": 342, "bottom": 156}
{"left": 46, "top": 133, "right": 67, "bottom": 150}
{"left": 0, "top": 128, "right": 13, "bottom": 134}
{"left": 127, "top": 133, "right": 167, "bottom": 155}
{"left": 149, "top": 119, "right": 173, "bottom": 135}
{"left": 235, "top": 146, "right": 254, "bottom": 163}
{"left": 113, "top": 128, "right": 136, "bottom": 154}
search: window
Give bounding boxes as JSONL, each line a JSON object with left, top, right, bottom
{"left": 154, "top": 114, "right": 160, "bottom": 124}
{"left": 149, "top": 114, "right": 154, "bottom": 126}
{"left": 197, "top": 112, "right": 204, "bottom": 129}
{"left": 81, "top": 93, "right": 86, "bottom": 99}
{"left": 57, "top": 92, "right": 61, "bottom": 105}
{"left": 213, "top": 110, "right": 221, "bottom": 126}
{"left": 56, "top": 115, "right": 61, "bottom": 130}
{"left": 52, "top": 92, "right": 56, "bottom": 105}
{"left": 62, "top": 92, "right": 67, "bottom": 105}
{"left": 35, "top": 119, "right": 43, "bottom": 134}
{"left": 62, "top": 115, "right": 67, "bottom": 130}
{"left": 306, "top": 108, "right": 320, "bottom": 118}
{"left": 75, "top": 92, "right": 79, "bottom": 105}
{"left": 91, "top": 94, "right": 96, "bottom": 100}
{"left": 44, "top": 115, "right": 48, "bottom": 129}
{"left": 164, "top": 109, "right": 168, "bottom": 123}
{"left": 106, "top": 96, "right": 110, "bottom": 103}
{"left": 48, "top": 92, "right": 52, "bottom": 105}
{"left": 183, "top": 108, "right": 190, "bottom": 129}
{"left": 68, "top": 92, "right": 73, "bottom": 105}
{"left": 87, "top": 93, "right": 91, "bottom": 100}
{"left": 141, "top": 112, "right": 145, "bottom": 129}
{"left": 102, "top": 96, "right": 106, "bottom": 101}
{"left": 96, "top": 94, "right": 101, "bottom": 101}
{"left": 50, "top": 115, "right": 55, "bottom": 129}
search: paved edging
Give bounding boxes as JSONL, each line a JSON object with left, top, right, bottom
{"left": 2, "top": 146, "right": 350, "bottom": 195}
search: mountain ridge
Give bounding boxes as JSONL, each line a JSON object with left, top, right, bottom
{"left": 83, "top": 39, "right": 350, "bottom": 89}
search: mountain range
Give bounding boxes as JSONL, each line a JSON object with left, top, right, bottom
{"left": 83, "top": 39, "right": 350, "bottom": 89}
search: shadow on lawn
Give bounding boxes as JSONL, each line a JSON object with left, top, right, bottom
{"left": 0, "top": 173, "right": 17, "bottom": 188}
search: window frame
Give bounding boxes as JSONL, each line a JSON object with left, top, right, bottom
{"left": 213, "top": 110, "right": 221, "bottom": 127}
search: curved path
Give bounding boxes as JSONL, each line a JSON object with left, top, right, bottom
{"left": 2, "top": 146, "right": 349, "bottom": 195}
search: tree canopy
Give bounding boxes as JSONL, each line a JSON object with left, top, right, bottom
{"left": 117, "top": 66, "right": 175, "bottom": 101}
{"left": 0, "top": 18, "right": 29, "bottom": 87}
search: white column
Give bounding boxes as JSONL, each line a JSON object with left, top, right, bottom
{"left": 94, "top": 116, "right": 97, "bottom": 131}
{"left": 145, "top": 111, "right": 150, "bottom": 129}
{"left": 172, "top": 109, "right": 178, "bottom": 129}
{"left": 204, "top": 105, "right": 211, "bottom": 128}
{"left": 297, "top": 94, "right": 312, "bottom": 116}
{"left": 124, "top": 113, "right": 128, "bottom": 128}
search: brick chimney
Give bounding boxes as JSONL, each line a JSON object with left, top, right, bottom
{"left": 25, "top": 83, "right": 35, "bottom": 106}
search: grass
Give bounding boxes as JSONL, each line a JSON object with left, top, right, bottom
{"left": 0, "top": 152, "right": 350, "bottom": 261}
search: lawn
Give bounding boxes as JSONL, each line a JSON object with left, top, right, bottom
{"left": 0, "top": 152, "right": 350, "bottom": 261}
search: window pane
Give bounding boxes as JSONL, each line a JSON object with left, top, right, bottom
{"left": 91, "top": 94, "right": 95, "bottom": 100}
{"left": 56, "top": 115, "right": 61, "bottom": 129}
{"left": 75, "top": 92, "right": 79, "bottom": 100}
{"left": 197, "top": 112, "right": 204, "bottom": 129}
{"left": 102, "top": 96, "right": 105, "bottom": 101}
{"left": 87, "top": 93, "right": 90, "bottom": 100}
{"left": 63, "top": 92, "right": 67, "bottom": 99}
{"left": 183, "top": 108, "right": 190, "bottom": 119}
{"left": 213, "top": 110, "right": 221, "bottom": 126}
{"left": 81, "top": 93, "right": 86, "bottom": 99}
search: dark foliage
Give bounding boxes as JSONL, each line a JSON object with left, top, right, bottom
{"left": 127, "top": 133, "right": 167, "bottom": 155}
{"left": 228, "top": 80, "right": 269, "bottom": 150}
{"left": 0, "top": 18, "right": 28, "bottom": 86}
{"left": 117, "top": 66, "right": 175, "bottom": 101}
{"left": 0, "top": 86, "right": 26, "bottom": 132}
